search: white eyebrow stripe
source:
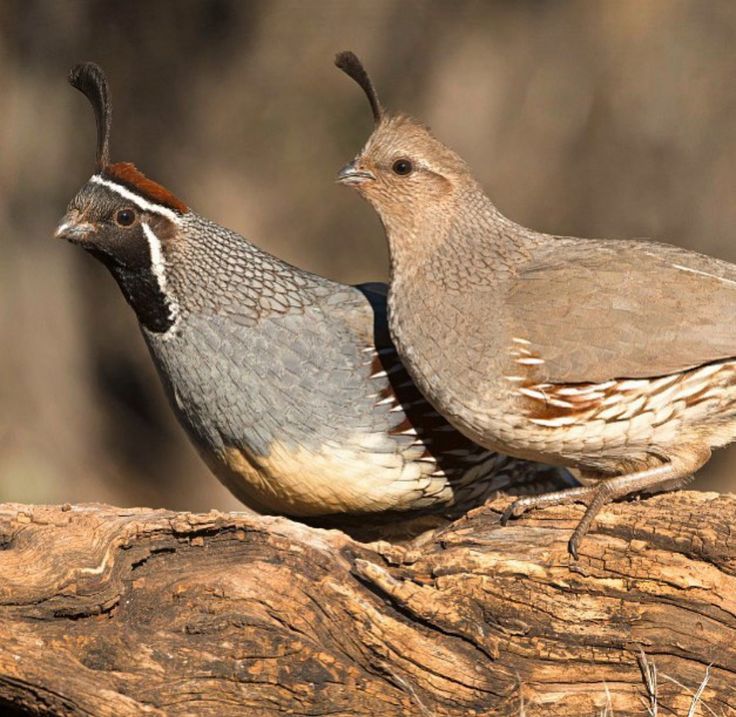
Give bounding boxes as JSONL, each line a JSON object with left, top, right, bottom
{"left": 90, "top": 175, "right": 182, "bottom": 223}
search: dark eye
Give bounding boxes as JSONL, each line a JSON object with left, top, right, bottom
{"left": 115, "top": 208, "right": 136, "bottom": 227}
{"left": 392, "top": 158, "right": 413, "bottom": 176}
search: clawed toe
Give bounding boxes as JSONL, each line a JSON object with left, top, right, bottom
{"left": 502, "top": 494, "right": 586, "bottom": 559}
{"left": 568, "top": 534, "right": 580, "bottom": 560}
{"left": 500, "top": 486, "right": 595, "bottom": 526}
{"left": 498, "top": 485, "right": 605, "bottom": 558}
{"left": 500, "top": 497, "right": 535, "bottom": 525}
{"left": 500, "top": 503, "right": 517, "bottom": 525}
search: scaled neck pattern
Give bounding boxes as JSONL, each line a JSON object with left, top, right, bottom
{"left": 389, "top": 183, "right": 536, "bottom": 298}
{"left": 84, "top": 168, "right": 333, "bottom": 342}
{"left": 385, "top": 183, "right": 542, "bottom": 409}
{"left": 149, "top": 213, "right": 335, "bottom": 336}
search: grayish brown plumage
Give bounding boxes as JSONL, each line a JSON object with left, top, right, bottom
{"left": 336, "top": 50, "right": 736, "bottom": 556}
{"left": 55, "top": 62, "right": 572, "bottom": 540}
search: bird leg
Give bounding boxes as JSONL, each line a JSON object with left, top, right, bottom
{"left": 500, "top": 485, "right": 598, "bottom": 522}
{"left": 500, "top": 446, "right": 711, "bottom": 558}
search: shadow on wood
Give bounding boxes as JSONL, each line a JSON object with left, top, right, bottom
{"left": 0, "top": 493, "right": 732, "bottom": 716}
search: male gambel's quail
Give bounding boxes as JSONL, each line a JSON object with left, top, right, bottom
{"left": 336, "top": 51, "right": 736, "bottom": 555}
{"left": 55, "top": 62, "right": 569, "bottom": 534}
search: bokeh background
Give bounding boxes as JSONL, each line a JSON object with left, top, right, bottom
{"left": 2, "top": 0, "right": 736, "bottom": 512}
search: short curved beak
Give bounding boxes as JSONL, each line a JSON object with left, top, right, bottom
{"left": 54, "top": 215, "right": 94, "bottom": 245}
{"left": 337, "top": 161, "right": 375, "bottom": 185}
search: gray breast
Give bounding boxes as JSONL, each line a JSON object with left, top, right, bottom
{"left": 144, "top": 279, "right": 568, "bottom": 517}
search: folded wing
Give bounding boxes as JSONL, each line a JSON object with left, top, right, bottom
{"left": 509, "top": 239, "right": 736, "bottom": 383}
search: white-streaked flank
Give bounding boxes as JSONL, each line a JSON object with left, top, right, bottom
{"left": 519, "top": 387, "right": 548, "bottom": 401}
{"left": 672, "top": 262, "right": 736, "bottom": 287}
{"left": 90, "top": 175, "right": 182, "bottom": 223}
{"left": 530, "top": 416, "right": 577, "bottom": 427}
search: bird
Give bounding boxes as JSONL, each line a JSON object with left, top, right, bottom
{"left": 335, "top": 49, "right": 736, "bottom": 556}
{"left": 54, "top": 62, "right": 571, "bottom": 540}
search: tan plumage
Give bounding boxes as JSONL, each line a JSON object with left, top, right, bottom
{"left": 335, "top": 50, "right": 736, "bottom": 556}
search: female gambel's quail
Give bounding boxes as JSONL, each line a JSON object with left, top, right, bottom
{"left": 55, "top": 62, "right": 570, "bottom": 535}
{"left": 336, "top": 50, "right": 736, "bottom": 555}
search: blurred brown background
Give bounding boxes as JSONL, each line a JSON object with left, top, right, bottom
{"left": 2, "top": 0, "right": 736, "bottom": 511}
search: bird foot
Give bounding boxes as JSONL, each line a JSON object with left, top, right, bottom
{"left": 500, "top": 448, "right": 710, "bottom": 559}
{"left": 500, "top": 486, "right": 596, "bottom": 526}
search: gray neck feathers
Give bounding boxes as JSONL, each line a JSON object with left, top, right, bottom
{"left": 161, "top": 213, "right": 334, "bottom": 325}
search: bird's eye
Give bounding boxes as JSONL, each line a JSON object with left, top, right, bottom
{"left": 392, "top": 158, "right": 414, "bottom": 176}
{"left": 115, "top": 208, "right": 137, "bottom": 227}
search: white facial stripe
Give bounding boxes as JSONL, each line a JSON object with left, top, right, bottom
{"left": 142, "top": 222, "right": 180, "bottom": 328}
{"left": 90, "top": 175, "right": 182, "bottom": 223}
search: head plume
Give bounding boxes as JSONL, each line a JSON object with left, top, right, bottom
{"left": 68, "top": 62, "right": 111, "bottom": 170}
{"left": 335, "top": 51, "right": 383, "bottom": 125}
{"left": 66, "top": 62, "right": 188, "bottom": 215}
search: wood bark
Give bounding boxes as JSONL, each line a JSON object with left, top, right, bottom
{"left": 0, "top": 493, "right": 733, "bottom": 716}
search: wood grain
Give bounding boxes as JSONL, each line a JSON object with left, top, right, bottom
{"left": 0, "top": 493, "right": 733, "bottom": 716}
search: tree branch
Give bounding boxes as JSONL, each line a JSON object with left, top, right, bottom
{"left": 0, "top": 493, "right": 733, "bottom": 716}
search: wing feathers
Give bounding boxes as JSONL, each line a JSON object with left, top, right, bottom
{"left": 509, "top": 240, "right": 736, "bottom": 383}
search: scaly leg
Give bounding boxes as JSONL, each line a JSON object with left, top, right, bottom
{"left": 501, "top": 446, "right": 711, "bottom": 558}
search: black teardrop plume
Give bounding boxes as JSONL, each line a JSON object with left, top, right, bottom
{"left": 335, "top": 51, "right": 383, "bottom": 124}
{"left": 68, "top": 62, "right": 112, "bottom": 169}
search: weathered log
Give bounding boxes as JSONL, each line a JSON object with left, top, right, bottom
{"left": 0, "top": 493, "right": 733, "bottom": 716}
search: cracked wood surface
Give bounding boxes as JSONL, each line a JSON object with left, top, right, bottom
{"left": 0, "top": 493, "right": 733, "bottom": 716}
